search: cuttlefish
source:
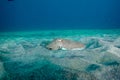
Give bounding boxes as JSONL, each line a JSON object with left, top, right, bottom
{"left": 46, "top": 38, "right": 85, "bottom": 50}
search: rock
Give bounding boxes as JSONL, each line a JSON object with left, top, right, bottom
{"left": 46, "top": 38, "right": 85, "bottom": 50}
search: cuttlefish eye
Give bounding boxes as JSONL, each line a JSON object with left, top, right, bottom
{"left": 48, "top": 47, "right": 52, "bottom": 50}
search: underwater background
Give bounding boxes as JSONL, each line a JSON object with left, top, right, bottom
{"left": 0, "top": 0, "right": 120, "bottom": 31}
{"left": 0, "top": 0, "right": 120, "bottom": 80}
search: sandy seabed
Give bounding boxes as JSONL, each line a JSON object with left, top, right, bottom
{"left": 0, "top": 29, "right": 120, "bottom": 80}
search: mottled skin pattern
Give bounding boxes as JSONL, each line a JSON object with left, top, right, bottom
{"left": 46, "top": 38, "right": 85, "bottom": 50}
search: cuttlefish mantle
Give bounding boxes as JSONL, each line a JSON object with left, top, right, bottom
{"left": 46, "top": 38, "right": 85, "bottom": 50}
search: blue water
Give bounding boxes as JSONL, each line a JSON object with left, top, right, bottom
{"left": 0, "top": 0, "right": 120, "bottom": 31}
{"left": 0, "top": 29, "right": 120, "bottom": 80}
